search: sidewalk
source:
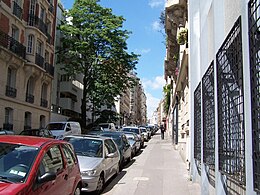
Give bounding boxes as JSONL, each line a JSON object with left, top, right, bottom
{"left": 102, "top": 132, "right": 201, "bottom": 195}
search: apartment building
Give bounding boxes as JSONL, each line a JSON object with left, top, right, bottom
{"left": 189, "top": 0, "right": 259, "bottom": 194}
{"left": 0, "top": 0, "right": 57, "bottom": 133}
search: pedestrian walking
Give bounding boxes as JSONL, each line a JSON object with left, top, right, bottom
{"left": 160, "top": 124, "right": 165, "bottom": 139}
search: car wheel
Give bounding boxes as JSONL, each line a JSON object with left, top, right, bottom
{"left": 74, "top": 185, "right": 81, "bottom": 195}
{"left": 96, "top": 174, "right": 104, "bottom": 194}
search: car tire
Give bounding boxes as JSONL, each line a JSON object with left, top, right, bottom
{"left": 74, "top": 185, "right": 81, "bottom": 195}
{"left": 96, "top": 173, "right": 104, "bottom": 194}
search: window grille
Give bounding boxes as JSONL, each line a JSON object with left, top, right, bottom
{"left": 194, "top": 83, "right": 201, "bottom": 162}
{"left": 202, "top": 62, "right": 215, "bottom": 187}
{"left": 248, "top": 0, "right": 260, "bottom": 193}
{"left": 216, "top": 17, "right": 245, "bottom": 189}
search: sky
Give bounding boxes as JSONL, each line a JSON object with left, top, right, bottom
{"left": 60, "top": 0, "right": 166, "bottom": 119}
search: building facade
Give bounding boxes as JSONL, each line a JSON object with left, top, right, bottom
{"left": 0, "top": 0, "right": 57, "bottom": 133}
{"left": 189, "top": 0, "right": 259, "bottom": 194}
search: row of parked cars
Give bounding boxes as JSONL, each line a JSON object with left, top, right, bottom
{"left": 0, "top": 123, "right": 158, "bottom": 194}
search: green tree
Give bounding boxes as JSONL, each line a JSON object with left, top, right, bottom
{"left": 58, "top": 0, "right": 139, "bottom": 127}
{"left": 163, "top": 84, "right": 172, "bottom": 114}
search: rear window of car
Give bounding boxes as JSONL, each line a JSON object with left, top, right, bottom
{"left": 122, "top": 128, "right": 139, "bottom": 134}
{"left": 46, "top": 123, "right": 65, "bottom": 131}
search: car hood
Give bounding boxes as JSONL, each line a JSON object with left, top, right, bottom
{"left": 0, "top": 182, "right": 25, "bottom": 194}
{"left": 77, "top": 155, "right": 103, "bottom": 170}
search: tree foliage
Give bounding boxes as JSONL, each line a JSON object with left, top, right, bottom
{"left": 58, "top": 0, "right": 139, "bottom": 127}
{"left": 163, "top": 84, "right": 172, "bottom": 114}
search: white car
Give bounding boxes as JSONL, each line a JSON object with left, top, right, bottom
{"left": 64, "top": 135, "right": 120, "bottom": 193}
{"left": 139, "top": 127, "right": 149, "bottom": 141}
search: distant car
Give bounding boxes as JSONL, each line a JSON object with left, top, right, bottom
{"left": 0, "top": 135, "right": 82, "bottom": 195}
{"left": 122, "top": 126, "right": 144, "bottom": 148}
{"left": 98, "top": 123, "right": 116, "bottom": 131}
{"left": 20, "top": 128, "right": 54, "bottom": 138}
{"left": 0, "top": 129, "right": 15, "bottom": 135}
{"left": 139, "top": 127, "right": 149, "bottom": 141}
{"left": 64, "top": 134, "right": 120, "bottom": 194}
{"left": 97, "top": 131, "right": 132, "bottom": 170}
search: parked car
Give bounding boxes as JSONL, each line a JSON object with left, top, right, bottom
{"left": 64, "top": 134, "right": 120, "bottom": 194}
{"left": 139, "top": 127, "right": 149, "bottom": 141}
{"left": 20, "top": 128, "right": 54, "bottom": 138}
{"left": 46, "top": 121, "right": 81, "bottom": 139}
{"left": 0, "top": 135, "right": 82, "bottom": 195}
{"left": 124, "top": 132, "right": 141, "bottom": 156}
{"left": 97, "top": 131, "right": 132, "bottom": 170}
{"left": 0, "top": 129, "right": 15, "bottom": 135}
{"left": 122, "top": 126, "right": 144, "bottom": 148}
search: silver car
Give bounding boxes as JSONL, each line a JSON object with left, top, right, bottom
{"left": 64, "top": 135, "right": 120, "bottom": 193}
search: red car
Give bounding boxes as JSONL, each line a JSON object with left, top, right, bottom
{"left": 0, "top": 135, "right": 82, "bottom": 195}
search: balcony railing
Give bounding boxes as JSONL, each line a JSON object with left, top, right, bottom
{"left": 47, "top": 32, "right": 52, "bottom": 44}
{"left": 12, "top": 1, "right": 23, "bottom": 19}
{"left": 44, "top": 62, "right": 54, "bottom": 76}
{"left": 5, "top": 85, "right": 17, "bottom": 98}
{"left": 26, "top": 93, "right": 34, "bottom": 103}
{"left": 35, "top": 53, "right": 45, "bottom": 68}
{"left": 0, "top": 30, "right": 26, "bottom": 59}
{"left": 28, "top": 14, "right": 47, "bottom": 35}
{"left": 41, "top": 98, "right": 48, "bottom": 108}
{"left": 3, "top": 123, "right": 13, "bottom": 130}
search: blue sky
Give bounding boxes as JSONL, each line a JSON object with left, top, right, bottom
{"left": 60, "top": 0, "right": 166, "bottom": 119}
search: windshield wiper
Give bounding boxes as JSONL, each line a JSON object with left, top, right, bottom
{"left": 0, "top": 176, "right": 13, "bottom": 183}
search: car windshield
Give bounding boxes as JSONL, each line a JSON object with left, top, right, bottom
{"left": 123, "top": 128, "right": 139, "bottom": 134}
{"left": 64, "top": 137, "right": 103, "bottom": 158}
{"left": 125, "top": 134, "right": 135, "bottom": 140}
{"left": 141, "top": 129, "right": 146, "bottom": 133}
{"left": 99, "top": 124, "right": 109, "bottom": 128}
{"left": 46, "top": 123, "right": 65, "bottom": 131}
{"left": 0, "top": 143, "right": 39, "bottom": 183}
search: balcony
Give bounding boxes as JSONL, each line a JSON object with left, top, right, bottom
{"left": 28, "top": 14, "right": 47, "bottom": 35}
{"left": 26, "top": 93, "right": 34, "bottom": 103}
{"left": 47, "top": 32, "right": 52, "bottom": 45}
{"left": 0, "top": 30, "right": 26, "bottom": 59}
{"left": 41, "top": 98, "right": 48, "bottom": 108}
{"left": 5, "top": 85, "right": 17, "bottom": 98}
{"left": 35, "top": 53, "right": 45, "bottom": 68}
{"left": 44, "top": 62, "right": 54, "bottom": 76}
{"left": 12, "top": 1, "right": 23, "bottom": 19}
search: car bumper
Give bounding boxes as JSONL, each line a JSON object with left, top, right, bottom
{"left": 81, "top": 175, "right": 99, "bottom": 192}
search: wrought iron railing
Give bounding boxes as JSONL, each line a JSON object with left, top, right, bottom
{"left": 194, "top": 82, "right": 201, "bottom": 162}
{"left": 248, "top": 0, "right": 260, "bottom": 193}
{"left": 41, "top": 98, "right": 48, "bottom": 108}
{"left": 216, "top": 17, "right": 246, "bottom": 190}
{"left": 12, "top": 1, "right": 23, "bottom": 19}
{"left": 28, "top": 14, "right": 47, "bottom": 35}
{"left": 35, "top": 53, "right": 45, "bottom": 68}
{"left": 3, "top": 123, "right": 13, "bottom": 130}
{"left": 5, "top": 85, "right": 17, "bottom": 98}
{"left": 0, "top": 30, "right": 26, "bottom": 59}
{"left": 202, "top": 61, "right": 215, "bottom": 187}
{"left": 44, "top": 62, "right": 54, "bottom": 76}
{"left": 26, "top": 93, "right": 34, "bottom": 103}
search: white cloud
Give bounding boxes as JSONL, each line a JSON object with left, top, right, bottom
{"left": 142, "top": 75, "right": 165, "bottom": 90}
{"left": 141, "top": 48, "right": 151, "bottom": 54}
{"left": 148, "top": 0, "right": 165, "bottom": 8}
{"left": 146, "top": 93, "right": 161, "bottom": 119}
{"left": 152, "top": 21, "right": 161, "bottom": 31}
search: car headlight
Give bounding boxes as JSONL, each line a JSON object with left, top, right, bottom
{"left": 81, "top": 170, "right": 97, "bottom": 176}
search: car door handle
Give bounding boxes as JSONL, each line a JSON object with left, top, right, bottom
{"left": 64, "top": 174, "right": 68, "bottom": 180}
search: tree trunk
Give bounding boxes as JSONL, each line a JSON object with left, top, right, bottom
{"left": 81, "top": 74, "right": 88, "bottom": 128}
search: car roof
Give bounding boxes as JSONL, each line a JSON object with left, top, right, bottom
{"left": 0, "top": 135, "right": 62, "bottom": 147}
{"left": 123, "top": 126, "right": 139, "bottom": 129}
{"left": 65, "top": 134, "right": 110, "bottom": 141}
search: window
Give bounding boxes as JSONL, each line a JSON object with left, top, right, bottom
{"left": 36, "top": 40, "right": 43, "bottom": 55}
{"left": 26, "top": 77, "right": 34, "bottom": 103}
{"left": 62, "top": 144, "right": 76, "bottom": 167}
{"left": 45, "top": 51, "right": 49, "bottom": 63}
{"left": 27, "top": 35, "right": 34, "bottom": 54}
{"left": 40, "top": 115, "right": 45, "bottom": 129}
{"left": 38, "top": 145, "right": 63, "bottom": 176}
{"left": 11, "top": 25, "right": 19, "bottom": 41}
{"left": 7, "top": 67, "right": 16, "bottom": 88}
{"left": 4, "top": 108, "right": 13, "bottom": 130}
{"left": 104, "top": 140, "right": 117, "bottom": 154}
{"left": 39, "top": 6, "right": 45, "bottom": 22}
{"left": 24, "top": 112, "right": 32, "bottom": 130}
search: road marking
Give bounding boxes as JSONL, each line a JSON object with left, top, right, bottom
{"left": 133, "top": 177, "right": 149, "bottom": 181}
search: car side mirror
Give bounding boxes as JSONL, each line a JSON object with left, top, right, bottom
{"left": 106, "top": 152, "right": 118, "bottom": 158}
{"left": 37, "top": 172, "right": 56, "bottom": 184}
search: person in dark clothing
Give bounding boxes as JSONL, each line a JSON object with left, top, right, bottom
{"left": 160, "top": 124, "right": 165, "bottom": 139}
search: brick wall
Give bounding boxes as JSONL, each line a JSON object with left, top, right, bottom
{"left": 0, "top": 13, "right": 10, "bottom": 34}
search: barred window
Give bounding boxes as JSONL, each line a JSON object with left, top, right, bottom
{"left": 248, "top": 0, "right": 260, "bottom": 193}
{"left": 202, "top": 62, "right": 215, "bottom": 187}
{"left": 194, "top": 83, "right": 201, "bottom": 161}
{"left": 216, "top": 16, "right": 245, "bottom": 189}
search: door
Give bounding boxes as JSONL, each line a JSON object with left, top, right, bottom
{"left": 104, "top": 139, "right": 118, "bottom": 180}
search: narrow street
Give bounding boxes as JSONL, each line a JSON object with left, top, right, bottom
{"left": 89, "top": 132, "right": 201, "bottom": 195}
